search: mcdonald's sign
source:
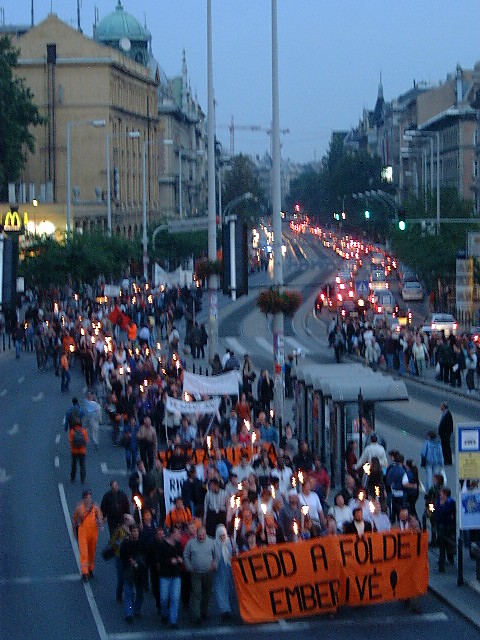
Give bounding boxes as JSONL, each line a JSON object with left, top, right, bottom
{"left": 3, "top": 209, "right": 27, "bottom": 232}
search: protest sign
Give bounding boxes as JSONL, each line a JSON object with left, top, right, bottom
{"left": 231, "top": 532, "right": 428, "bottom": 623}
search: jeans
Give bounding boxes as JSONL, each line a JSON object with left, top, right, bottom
{"left": 115, "top": 556, "right": 124, "bottom": 599}
{"left": 191, "top": 572, "right": 213, "bottom": 621}
{"left": 425, "top": 464, "right": 443, "bottom": 491}
{"left": 61, "top": 369, "right": 71, "bottom": 392}
{"left": 125, "top": 446, "right": 137, "bottom": 472}
{"left": 124, "top": 579, "right": 143, "bottom": 618}
{"left": 160, "top": 576, "right": 181, "bottom": 624}
{"left": 70, "top": 453, "right": 86, "bottom": 483}
{"left": 15, "top": 339, "right": 23, "bottom": 358}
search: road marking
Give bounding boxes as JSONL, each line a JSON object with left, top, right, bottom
{"left": 7, "top": 423, "right": 19, "bottom": 435}
{"left": 0, "top": 467, "right": 11, "bottom": 484}
{"left": 32, "top": 392, "right": 44, "bottom": 402}
{"left": 285, "top": 336, "right": 311, "bottom": 354}
{"left": 224, "top": 337, "right": 248, "bottom": 357}
{"left": 55, "top": 456, "right": 59, "bottom": 468}
{"left": 255, "top": 336, "right": 274, "bottom": 353}
{"left": 18, "top": 376, "right": 25, "bottom": 383}
{"left": 107, "top": 612, "right": 449, "bottom": 639}
{"left": 55, "top": 434, "right": 61, "bottom": 444}
{"left": 58, "top": 483, "right": 109, "bottom": 640}
{"left": 0, "top": 573, "right": 80, "bottom": 586}
{"left": 0, "top": 389, "right": 7, "bottom": 397}
{"left": 101, "top": 462, "right": 127, "bottom": 476}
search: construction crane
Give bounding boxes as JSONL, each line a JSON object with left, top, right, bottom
{"left": 219, "top": 115, "right": 289, "bottom": 156}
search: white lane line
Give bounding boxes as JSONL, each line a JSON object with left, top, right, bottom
{"left": 0, "top": 573, "right": 80, "bottom": 586}
{"left": 107, "top": 612, "right": 448, "bottom": 640}
{"left": 58, "top": 483, "right": 109, "bottom": 640}
{"left": 0, "top": 467, "right": 11, "bottom": 484}
{"left": 55, "top": 434, "right": 61, "bottom": 444}
{"left": 224, "top": 337, "right": 248, "bottom": 358}
{"left": 101, "top": 462, "right": 127, "bottom": 476}
{"left": 255, "top": 336, "right": 274, "bottom": 353}
{"left": 32, "top": 392, "right": 44, "bottom": 402}
{"left": 7, "top": 424, "right": 19, "bottom": 435}
{"left": 284, "top": 336, "right": 311, "bottom": 354}
{"left": 54, "top": 456, "right": 59, "bottom": 468}
{"left": 18, "top": 376, "right": 25, "bottom": 383}
{"left": 0, "top": 389, "right": 7, "bottom": 397}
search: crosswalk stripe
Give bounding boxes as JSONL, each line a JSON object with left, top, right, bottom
{"left": 223, "top": 337, "right": 247, "bottom": 357}
{"left": 255, "top": 336, "right": 274, "bottom": 354}
{"left": 285, "top": 336, "right": 311, "bottom": 354}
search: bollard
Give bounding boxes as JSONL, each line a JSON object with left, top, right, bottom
{"left": 457, "top": 534, "right": 464, "bottom": 586}
{"left": 199, "top": 366, "right": 202, "bottom": 376}
{"left": 192, "top": 362, "right": 195, "bottom": 374}
{"left": 206, "top": 368, "right": 209, "bottom": 376}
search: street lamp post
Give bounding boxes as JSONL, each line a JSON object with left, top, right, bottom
{"left": 404, "top": 129, "right": 441, "bottom": 234}
{"left": 271, "top": 0, "right": 285, "bottom": 429}
{"left": 142, "top": 140, "right": 148, "bottom": 281}
{"left": 207, "top": 0, "right": 218, "bottom": 363}
{"left": 66, "top": 118, "right": 105, "bottom": 239}
{"left": 106, "top": 130, "right": 140, "bottom": 236}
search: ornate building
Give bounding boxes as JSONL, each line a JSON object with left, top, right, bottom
{"left": 5, "top": 1, "right": 207, "bottom": 237}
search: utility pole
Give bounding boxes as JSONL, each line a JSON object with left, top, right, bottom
{"left": 271, "top": 0, "right": 284, "bottom": 431}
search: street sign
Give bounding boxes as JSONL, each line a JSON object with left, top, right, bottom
{"left": 456, "top": 424, "right": 480, "bottom": 531}
{"left": 355, "top": 280, "right": 369, "bottom": 297}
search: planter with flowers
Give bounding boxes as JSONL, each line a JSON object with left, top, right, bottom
{"left": 257, "top": 287, "right": 302, "bottom": 317}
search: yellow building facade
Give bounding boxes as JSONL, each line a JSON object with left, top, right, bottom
{"left": 10, "top": 13, "right": 160, "bottom": 238}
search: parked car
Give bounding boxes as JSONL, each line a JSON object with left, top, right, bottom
{"left": 422, "top": 313, "right": 458, "bottom": 337}
{"left": 401, "top": 280, "right": 424, "bottom": 301}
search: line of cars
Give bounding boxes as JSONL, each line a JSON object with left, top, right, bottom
{"left": 302, "top": 223, "right": 461, "bottom": 337}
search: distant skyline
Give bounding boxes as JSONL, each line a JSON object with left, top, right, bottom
{"left": 8, "top": 1, "right": 480, "bottom": 164}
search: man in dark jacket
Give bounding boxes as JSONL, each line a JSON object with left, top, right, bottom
{"left": 101, "top": 480, "right": 131, "bottom": 535}
{"left": 438, "top": 401, "right": 454, "bottom": 465}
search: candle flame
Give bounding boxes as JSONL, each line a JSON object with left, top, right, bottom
{"left": 244, "top": 419, "right": 250, "bottom": 431}
{"left": 375, "top": 485, "right": 380, "bottom": 497}
{"left": 271, "top": 485, "right": 276, "bottom": 499}
{"left": 133, "top": 496, "right": 142, "bottom": 510}
{"left": 207, "top": 436, "right": 212, "bottom": 450}
{"left": 298, "top": 471, "right": 304, "bottom": 484}
{"left": 369, "top": 500, "right": 375, "bottom": 514}
{"left": 301, "top": 505, "right": 309, "bottom": 516}
{"left": 230, "top": 496, "right": 235, "bottom": 509}
{"left": 252, "top": 431, "right": 257, "bottom": 444}
{"left": 261, "top": 504, "right": 267, "bottom": 515}
{"left": 292, "top": 477, "right": 296, "bottom": 488}
{"left": 363, "top": 462, "right": 371, "bottom": 475}
{"left": 235, "top": 496, "right": 241, "bottom": 508}
{"left": 234, "top": 516, "right": 241, "bottom": 531}
{"left": 293, "top": 520, "right": 299, "bottom": 536}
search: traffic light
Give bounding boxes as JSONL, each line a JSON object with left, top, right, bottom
{"left": 398, "top": 209, "right": 406, "bottom": 231}
{"left": 294, "top": 203, "right": 300, "bottom": 213}
{"left": 364, "top": 209, "right": 370, "bottom": 219}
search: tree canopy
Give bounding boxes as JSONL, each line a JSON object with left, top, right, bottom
{"left": 222, "top": 154, "right": 266, "bottom": 223}
{"left": 0, "top": 36, "right": 44, "bottom": 200}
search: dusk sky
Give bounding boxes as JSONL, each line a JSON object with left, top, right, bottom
{"left": 9, "top": 1, "right": 480, "bottom": 164}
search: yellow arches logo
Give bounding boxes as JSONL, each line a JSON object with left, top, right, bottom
{"left": 3, "top": 210, "right": 28, "bottom": 232}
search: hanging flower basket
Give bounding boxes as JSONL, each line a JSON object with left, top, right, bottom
{"left": 257, "top": 287, "right": 302, "bottom": 317}
{"left": 195, "top": 258, "right": 223, "bottom": 281}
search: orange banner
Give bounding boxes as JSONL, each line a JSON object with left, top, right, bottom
{"left": 158, "top": 443, "right": 277, "bottom": 468}
{"left": 231, "top": 531, "right": 429, "bottom": 623}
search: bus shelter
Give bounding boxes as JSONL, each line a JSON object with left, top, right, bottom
{"left": 292, "top": 363, "right": 408, "bottom": 488}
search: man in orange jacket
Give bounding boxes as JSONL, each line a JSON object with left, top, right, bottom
{"left": 73, "top": 490, "right": 103, "bottom": 581}
{"left": 69, "top": 420, "right": 89, "bottom": 483}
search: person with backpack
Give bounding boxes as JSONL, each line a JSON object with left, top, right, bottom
{"left": 64, "top": 398, "right": 84, "bottom": 432}
{"left": 69, "top": 419, "right": 89, "bottom": 484}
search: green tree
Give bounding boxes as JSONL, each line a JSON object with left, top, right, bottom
{"left": 222, "top": 154, "right": 266, "bottom": 223}
{"left": 0, "top": 36, "right": 44, "bottom": 200}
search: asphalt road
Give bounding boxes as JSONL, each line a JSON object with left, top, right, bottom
{"left": 1, "top": 232, "right": 479, "bottom": 638}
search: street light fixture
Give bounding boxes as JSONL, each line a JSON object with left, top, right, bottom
{"left": 106, "top": 130, "right": 140, "bottom": 236}
{"left": 404, "top": 129, "right": 441, "bottom": 234}
{"left": 66, "top": 119, "right": 106, "bottom": 239}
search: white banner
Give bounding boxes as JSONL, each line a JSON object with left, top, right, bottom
{"left": 165, "top": 396, "right": 221, "bottom": 415}
{"left": 163, "top": 468, "right": 188, "bottom": 513}
{"left": 183, "top": 370, "right": 239, "bottom": 397}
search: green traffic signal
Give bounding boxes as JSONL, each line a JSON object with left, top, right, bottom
{"left": 398, "top": 208, "right": 406, "bottom": 231}
{"left": 398, "top": 220, "right": 406, "bottom": 231}
{"left": 364, "top": 210, "right": 370, "bottom": 219}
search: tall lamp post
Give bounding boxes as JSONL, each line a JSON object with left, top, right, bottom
{"left": 207, "top": 0, "right": 218, "bottom": 363}
{"left": 271, "top": 0, "right": 284, "bottom": 429}
{"left": 106, "top": 130, "right": 140, "bottom": 236}
{"left": 66, "top": 118, "right": 105, "bottom": 239}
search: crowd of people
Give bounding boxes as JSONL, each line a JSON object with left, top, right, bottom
{"left": 329, "top": 315, "right": 479, "bottom": 391}
{"left": 6, "top": 281, "right": 455, "bottom": 625}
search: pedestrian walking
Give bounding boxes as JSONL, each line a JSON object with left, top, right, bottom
{"left": 158, "top": 525, "right": 184, "bottom": 629}
{"left": 213, "top": 524, "right": 236, "bottom": 622}
{"left": 101, "top": 480, "right": 131, "bottom": 536}
{"left": 183, "top": 526, "right": 217, "bottom": 624}
{"left": 72, "top": 489, "right": 103, "bottom": 581}
{"left": 120, "top": 524, "right": 147, "bottom": 622}
{"left": 420, "top": 430, "right": 444, "bottom": 490}
{"left": 83, "top": 391, "right": 101, "bottom": 447}
{"left": 60, "top": 348, "right": 71, "bottom": 392}
{"left": 69, "top": 419, "right": 88, "bottom": 484}
{"left": 438, "top": 401, "right": 454, "bottom": 465}
{"left": 109, "top": 513, "right": 135, "bottom": 602}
